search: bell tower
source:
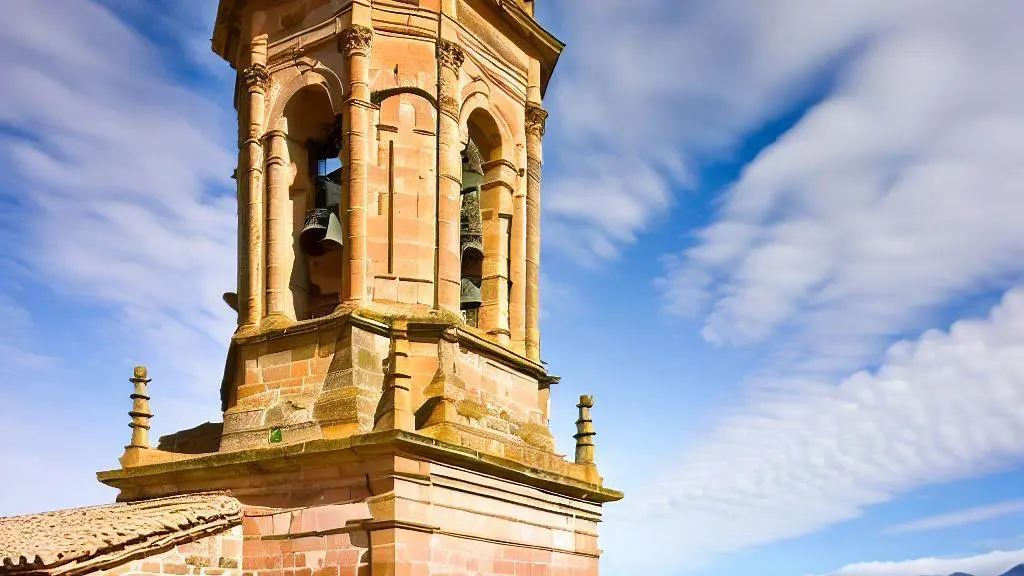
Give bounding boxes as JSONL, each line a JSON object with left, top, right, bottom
{"left": 98, "top": 1, "right": 621, "bottom": 575}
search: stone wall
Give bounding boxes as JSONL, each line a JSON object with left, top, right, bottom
{"left": 221, "top": 319, "right": 548, "bottom": 456}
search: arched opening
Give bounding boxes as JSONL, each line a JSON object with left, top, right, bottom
{"left": 281, "top": 85, "right": 343, "bottom": 321}
{"left": 460, "top": 139, "right": 484, "bottom": 327}
{"left": 460, "top": 108, "right": 509, "bottom": 331}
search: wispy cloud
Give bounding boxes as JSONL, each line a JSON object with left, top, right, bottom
{"left": 820, "top": 548, "right": 1024, "bottom": 576}
{"left": 0, "top": 0, "right": 233, "bottom": 510}
{"left": 0, "top": 0, "right": 235, "bottom": 397}
{"left": 885, "top": 499, "right": 1024, "bottom": 534}
{"left": 652, "top": 0, "right": 1024, "bottom": 377}
{"left": 602, "top": 287, "right": 1024, "bottom": 572}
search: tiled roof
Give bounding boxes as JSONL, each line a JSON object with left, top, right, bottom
{"left": 0, "top": 492, "right": 241, "bottom": 576}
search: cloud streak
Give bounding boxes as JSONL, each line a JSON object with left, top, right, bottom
{"left": 821, "top": 548, "right": 1024, "bottom": 576}
{"left": 603, "top": 287, "right": 1024, "bottom": 572}
{"left": 885, "top": 499, "right": 1024, "bottom": 534}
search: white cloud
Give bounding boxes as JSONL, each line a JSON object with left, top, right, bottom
{"left": 821, "top": 549, "right": 1024, "bottom": 576}
{"left": 602, "top": 287, "right": 1024, "bottom": 573}
{"left": 0, "top": 0, "right": 232, "bottom": 511}
{"left": 885, "top": 499, "right": 1024, "bottom": 534}
{"left": 651, "top": 0, "right": 1024, "bottom": 376}
{"left": 0, "top": 0, "right": 235, "bottom": 396}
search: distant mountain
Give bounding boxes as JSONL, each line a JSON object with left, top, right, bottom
{"left": 997, "top": 564, "right": 1024, "bottom": 576}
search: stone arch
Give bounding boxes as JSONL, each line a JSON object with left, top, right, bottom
{"left": 266, "top": 65, "right": 345, "bottom": 130}
{"left": 460, "top": 103, "right": 512, "bottom": 165}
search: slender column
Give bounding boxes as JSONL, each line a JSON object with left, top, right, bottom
{"left": 510, "top": 145, "right": 527, "bottom": 353}
{"left": 264, "top": 129, "right": 289, "bottom": 319}
{"left": 436, "top": 39, "right": 464, "bottom": 314}
{"left": 128, "top": 366, "right": 153, "bottom": 449}
{"left": 238, "top": 38, "right": 269, "bottom": 328}
{"left": 524, "top": 102, "right": 547, "bottom": 362}
{"left": 341, "top": 25, "right": 373, "bottom": 302}
{"left": 480, "top": 161, "right": 515, "bottom": 346}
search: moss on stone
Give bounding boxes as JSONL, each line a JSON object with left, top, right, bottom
{"left": 456, "top": 398, "right": 489, "bottom": 420}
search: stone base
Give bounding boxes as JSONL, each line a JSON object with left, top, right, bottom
{"left": 99, "top": 434, "right": 614, "bottom": 576}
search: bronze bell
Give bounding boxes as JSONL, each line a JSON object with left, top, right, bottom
{"left": 300, "top": 208, "right": 344, "bottom": 256}
{"left": 460, "top": 277, "right": 482, "bottom": 309}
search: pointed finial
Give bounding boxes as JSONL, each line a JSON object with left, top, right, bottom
{"left": 573, "top": 394, "right": 595, "bottom": 465}
{"left": 128, "top": 366, "right": 153, "bottom": 449}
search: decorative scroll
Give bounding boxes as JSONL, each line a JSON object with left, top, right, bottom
{"left": 340, "top": 25, "right": 373, "bottom": 56}
{"left": 436, "top": 39, "right": 465, "bottom": 71}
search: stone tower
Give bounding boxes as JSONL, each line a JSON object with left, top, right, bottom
{"left": 96, "top": 1, "right": 621, "bottom": 575}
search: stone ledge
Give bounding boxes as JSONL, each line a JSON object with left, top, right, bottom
{"left": 97, "top": 430, "right": 622, "bottom": 505}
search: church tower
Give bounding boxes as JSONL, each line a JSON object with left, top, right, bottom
{"left": 97, "top": 1, "right": 621, "bottom": 575}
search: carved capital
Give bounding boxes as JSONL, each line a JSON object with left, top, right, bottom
{"left": 242, "top": 63, "right": 270, "bottom": 92}
{"left": 340, "top": 25, "right": 373, "bottom": 56}
{"left": 525, "top": 103, "right": 548, "bottom": 138}
{"left": 436, "top": 39, "right": 465, "bottom": 72}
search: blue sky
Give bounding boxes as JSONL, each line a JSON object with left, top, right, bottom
{"left": 1, "top": 1, "right": 1024, "bottom": 576}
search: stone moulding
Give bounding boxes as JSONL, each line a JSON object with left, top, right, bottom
{"left": 0, "top": 493, "right": 241, "bottom": 576}
{"left": 96, "top": 430, "right": 623, "bottom": 505}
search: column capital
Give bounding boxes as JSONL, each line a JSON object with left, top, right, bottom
{"left": 525, "top": 102, "right": 548, "bottom": 138}
{"left": 242, "top": 63, "right": 270, "bottom": 92}
{"left": 340, "top": 25, "right": 373, "bottom": 56}
{"left": 436, "top": 39, "right": 465, "bottom": 71}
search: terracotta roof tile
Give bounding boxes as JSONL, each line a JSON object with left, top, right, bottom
{"left": 0, "top": 492, "right": 241, "bottom": 576}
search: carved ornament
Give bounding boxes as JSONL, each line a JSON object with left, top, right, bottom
{"left": 242, "top": 63, "right": 270, "bottom": 92}
{"left": 436, "top": 39, "right": 465, "bottom": 71}
{"left": 525, "top": 103, "right": 548, "bottom": 138}
{"left": 340, "top": 25, "right": 373, "bottom": 56}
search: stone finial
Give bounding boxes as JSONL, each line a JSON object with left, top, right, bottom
{"left": 573, "top": 394, "right": 595, "bottom": 465}
{"left": 128, "top": 366, "right": 153, "bottom": 449}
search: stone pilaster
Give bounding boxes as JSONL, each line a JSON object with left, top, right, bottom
{"left": 341, "top": 25, "right": 373, "bottom": 302}
{"left": 237, "top": 36, "right": 269, "bottom": 330}
{"left": 436, "top": 38, "right": 464, "bottom": 315}
{"left": 374, "top": 321, "right": 415, "bottom": 432}
{"left": 524, "top": 102, "right": 547, "bottom": 362}
{"left": 263, "top": 128, "right": 290, "bottom": 322}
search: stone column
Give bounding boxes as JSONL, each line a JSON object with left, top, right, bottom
{"left": 436, "top": 39, "right": 464, "bottom": 315}
{"left": 509, "top": 146, "right": 527, "bottom": 354}
{"left": 263, "top": 129, "right": 290, "bottom": 320}
{"left": 480, "top": 160, "right": 515, "bottom": 346}
{"left": 341, "top": 25, "right": 373, "bottom": 302}
{"left": 524, "top": 102, "right": 547, "bottom": 362}
{"left": 238, "top": 38, "right": 269, "bottom": 329}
